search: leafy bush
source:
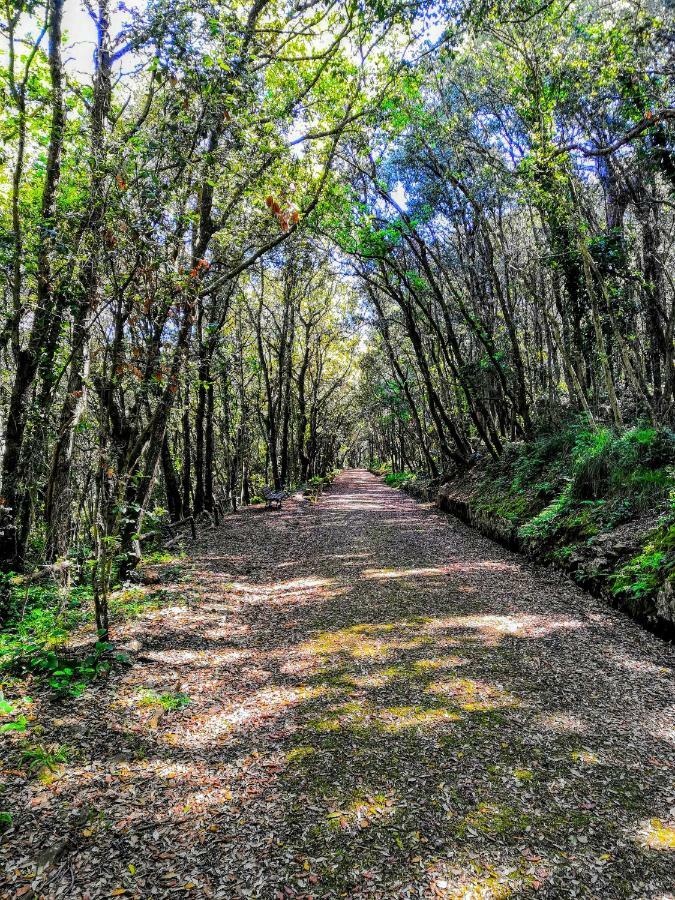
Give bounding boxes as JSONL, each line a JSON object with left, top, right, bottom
{"left": 0, "top": 696, "right": 29, "bottom": 734}
{"left": 0, "top": 583, "right": 94, "bottom": 690}
{"left": 11, "top": 641, "right": 113, "bottom": 697}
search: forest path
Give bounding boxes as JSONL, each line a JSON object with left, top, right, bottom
{"left": 5, "top": 469, "right": 675, "bottom": 899}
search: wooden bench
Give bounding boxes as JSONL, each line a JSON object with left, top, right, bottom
{"left": 262, "top": 487, "right": 288, "bottom": 508}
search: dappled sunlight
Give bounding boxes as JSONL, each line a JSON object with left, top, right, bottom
{"left": 633, "top": 817, "right": 675, "bottom": 851}
{"left": 604, "top": 647, "right": 673, "bottom": 677}
{"left": 143, "top": 604, "right": 190, "bottom": 620}
{"left": 426, "top": 678, "right": 522, "bottom": 712}
{"left": 429, "top": 866, "right": 533, "bottom": 899}
{"left": 301, "top": 618, "right": 462, "bottom": 665}
{"left": 302, "top": 627, "right": 394, "bottom": 662}
{"left": 229, "top": 575, "right": 336, "bottom": 597}
{"left": 388, "top": 635, "right": 434, "bottom": 650}
{"left": 10, "top": 470, "right": 675, "bottom": 898}
{"left": 182, "top": 784, "right": 235, "bottom": 814}
{"left": 362, "top": 566, "right": 450, "bottom": 580}
{"left": 307, "top": 698, "right": 461, "bottom": 734}
{"left": 323, "top": 498, "right": 392, "bottom": 512}
{"left": 641, "top": 704, "right": 675, "bottom": 746}
{"left": 570, "top": 748, "right": 601, "bottom": 765}
{"left": 323, "top": 789, "right": 399, "bottom": 832}
{"left": 202, "top": 622, "right": 250, "bottom": 641}
{"left": 424, "top": 612, "right": 588, "bottom": 642}
{"left": 180, "top": 683, "right": 328, "bottom": 748}
{"left": 532, "top": 711, "right": 588, "bottom": 734}
{"left": 378, "top": 704, "right": 461, "bottom": 731}
{"left": 413, "top": 655, "right": 469, "bottom": 672}
{"left": 139, "top": 648, "right": 243, "bottom": 667}
{"left": 444, "top": 560, "right": 521, "bottom": 575}
{"left": 345, "top": 671, "right": 390, "bottom": 689}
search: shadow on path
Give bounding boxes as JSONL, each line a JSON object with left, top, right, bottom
{"left": 2, "top": 470, "right": 674, "bottom": 898}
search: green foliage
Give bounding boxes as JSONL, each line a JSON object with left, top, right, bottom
{"left": 466, "top": 421, "right": 674, "bottom": 612}
{"left": 383, "top": 472, "right": 416, "bottom": 487}
{"left": 302, "top": 470, "right": 339, "bottom": 501}
{"left": 107, "top": 586, "right": 174, "bottom": 620}
{"left": 519, "top": 486, "right": 574, "bottom": 539}
{"left": 492, "top": 422, "right": 674, "bottom": 534}
{"left": 21, "top": 743, "right": 70, "bottom": 775}
{"left": 570, "top": 426, "right": 674, "bottom": 502}
{"left": 0, "top": 576, "right": 142, "bottom": 696}
{"left": 142, "top": 550, "right": 183, "bottom": 566}
{"left": 0, "top": 693, "right": 31, "bottom": 733}
{"left": 0, "top": 582, "right": 95, "bottom": 690}
{"left": 370, "top": 462, "right": 393, "bottom": 476}
{"left": 1, "top": 577, "right": 92, "bottom": 635}
{"left": 17, "top": 642, "right": 113, "bottom": 698}
{"left": 611, "top": 523, "right": 675, "bottom": 601}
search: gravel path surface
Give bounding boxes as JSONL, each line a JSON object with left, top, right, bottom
{"left": 3, "top": 469, "right": 674, "bottom": 898}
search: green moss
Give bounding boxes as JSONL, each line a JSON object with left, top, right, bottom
{"left": 286, "top": 745, "right": 316, "bottom": 764}
{"left": 308, "top": 715, "right": 341, "bottom": 733}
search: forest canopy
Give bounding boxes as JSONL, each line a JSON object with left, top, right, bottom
{"left": 1, "top": 0, "right": 674, "bottom": 632}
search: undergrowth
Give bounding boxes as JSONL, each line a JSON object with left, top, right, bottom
{"left": 475, "top": 419, "right": 674, "bottom": 620}
{"left": 0, "top": 571, "right": 180, "bottom": 698}
{"left": 383, "top": 472, "right": 416, "bottom": 488}
{"left": 428, "top": 418, "right": 675, "bottom": 623}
